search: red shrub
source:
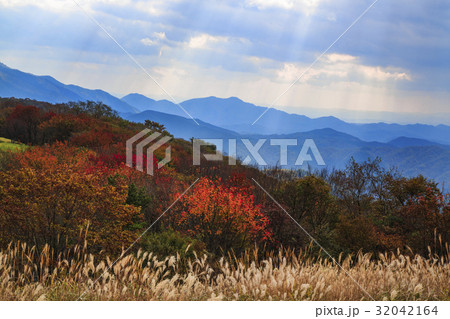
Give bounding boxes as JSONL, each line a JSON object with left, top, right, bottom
{"left": 171, "top": 177, "right": 272, "bottom": 252}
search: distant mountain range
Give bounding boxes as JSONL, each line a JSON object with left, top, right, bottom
{"left": 1, "top": 62, "right": 449, "bottom": 185}
{"left": 0, "top": 63, "right": 137, "bottom": 113}
{"left": 122, "top": 93, "right": 450, "bottom": 146}
{"left": 232, "top": 130, "right": 450, "bottom": 185}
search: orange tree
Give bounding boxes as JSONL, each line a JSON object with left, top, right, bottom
{"left": 170, "top": 177, "right": 272, "bottom": 253}
{"left": 0, "top": 143, "right": 141, "bottom": 255}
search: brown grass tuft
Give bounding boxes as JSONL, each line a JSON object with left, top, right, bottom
{"left": 0, "top": 242, "right": 449, "bottom": 301}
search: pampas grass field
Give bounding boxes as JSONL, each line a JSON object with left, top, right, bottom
{"left": 0, "top": 242, "right": 449, "bottom": 301}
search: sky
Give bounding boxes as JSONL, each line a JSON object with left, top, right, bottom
{"left": 1, "top": 0, "right": 449, "bottom": 124}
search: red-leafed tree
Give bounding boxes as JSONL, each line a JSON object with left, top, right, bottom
{"left": 5, "top": 105, "right": 43, "bottom": 144}
{"left": 170, "top": 177, "right": 272, "bottom": 253}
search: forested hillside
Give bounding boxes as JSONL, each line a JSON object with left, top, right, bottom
{"left": 0, "top": 97, "right": 448, "bottom": 300}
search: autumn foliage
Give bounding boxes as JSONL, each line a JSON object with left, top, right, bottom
{"left": 0, "top": 97, "right": 448, "bottom": 260}
{"left": 0, "top": 143, "right": 141, "bottom": 254}
{"left": 170, "top": 177, "right": 272, "bottom": 252}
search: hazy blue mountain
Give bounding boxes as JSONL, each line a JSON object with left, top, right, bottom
{"left": 122, "top": 93, "right": 183, "bottom": 115}
{"left": 122, "top": 93, "right": 193, "bottom": 117}
{"left": 122, "top": 94, "right": 264, "bottom": 123}
{"left": 121, "top": 93, "right": 156, "bottom": 112}
{"left": 181, "top": 96, "right": 269, "bottom": 127}
{"left": 122, "top": 93, "right": 450, "bottom": 145}
{"left": 336, "top": 123, "right": 450, "bottom": 146}
{"left": 191, "top": 98, "right": 450, "bottom": 145}
{"left": 121, "top": 107, "right": 450, "bottom": 186}
{"left": 64, "top": 85, "right": 138, "bottom": 113}
{"left": 0, "top": 62, "right": 138, "bottom": 114}
{"left": 232, "top": 129, "right": 450, "bottom": 186}
{"left": 121, "top": 110, "right": 240, "bottom": 141}
{"left": 388, "top": 136, "right": 450, "bottom": 149}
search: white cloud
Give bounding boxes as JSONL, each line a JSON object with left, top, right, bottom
{"left": 0, "top": 0, "right": 74, "bottom": 12}
{"left": 325, "top": 53, "right": 357, "bottom": 63}
{"left": 276, "top": 53, "right": 412, "bottom": 83}
{"left": 126, "top": 60, "right": 443, "bottom": 116}
{"left": 140, "top": 38, "right": 156, "bottom": 46}
{"left": 134, "top": 0, "right": 166, "bottom": 16}
{"left": 0, "top": 0, "right": 137, "bottom": 13}
{"left": 357, "top": 65, "right": 411, "bottom": 81}
{"left": 140, "top": 32, "right": 167, "bottom": 47}
{"left": 153, "top": 32, "right": 166, "bottom": 40}
{"left": 277, "top": 63, "right": 306, "bottom": 82}
{"left": 188, "top": 34, "right": 229, "bottom": 49}
{"left": 245, "top": 0, "right": 322, "bottom": 15}
{"left": 0, "top": 0, "right": 164, "bottom": 15}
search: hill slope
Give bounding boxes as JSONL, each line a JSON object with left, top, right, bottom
{"left": 0, "top": 63, "right": 137, "bottom": 114}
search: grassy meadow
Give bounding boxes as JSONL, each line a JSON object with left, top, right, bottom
{"left": 0, "top": 242, "right": 449, "bottom": 301}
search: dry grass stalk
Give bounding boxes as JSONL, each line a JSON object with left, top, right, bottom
{"left": 0, "top": 242, "right": 449, "bottom": 301}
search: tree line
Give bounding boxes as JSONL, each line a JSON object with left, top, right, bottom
{"left": 0, "top": 98, "right": 448, "bottom": 259}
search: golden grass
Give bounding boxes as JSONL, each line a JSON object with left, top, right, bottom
{"left": 0, "top": 242, "right": 449, "bottom": 301}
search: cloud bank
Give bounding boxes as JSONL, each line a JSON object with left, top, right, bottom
{"left": 1, "top": 0, "right": 449, "bottom": 121}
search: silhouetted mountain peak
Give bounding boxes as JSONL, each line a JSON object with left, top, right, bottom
{"left": 122, "top": 93, "right": 155, "bottom": 101}
{"left": 206, "top": 96, "right": 246, "bottom": 104}
{"left": 226, "top": 96, "right": 244, "bottom": 102}
{"left": 201, "top": 96, "right": 242, "bottom": 101}
{"left": 0, "top": 64, "right": 137, "bottom": 113}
